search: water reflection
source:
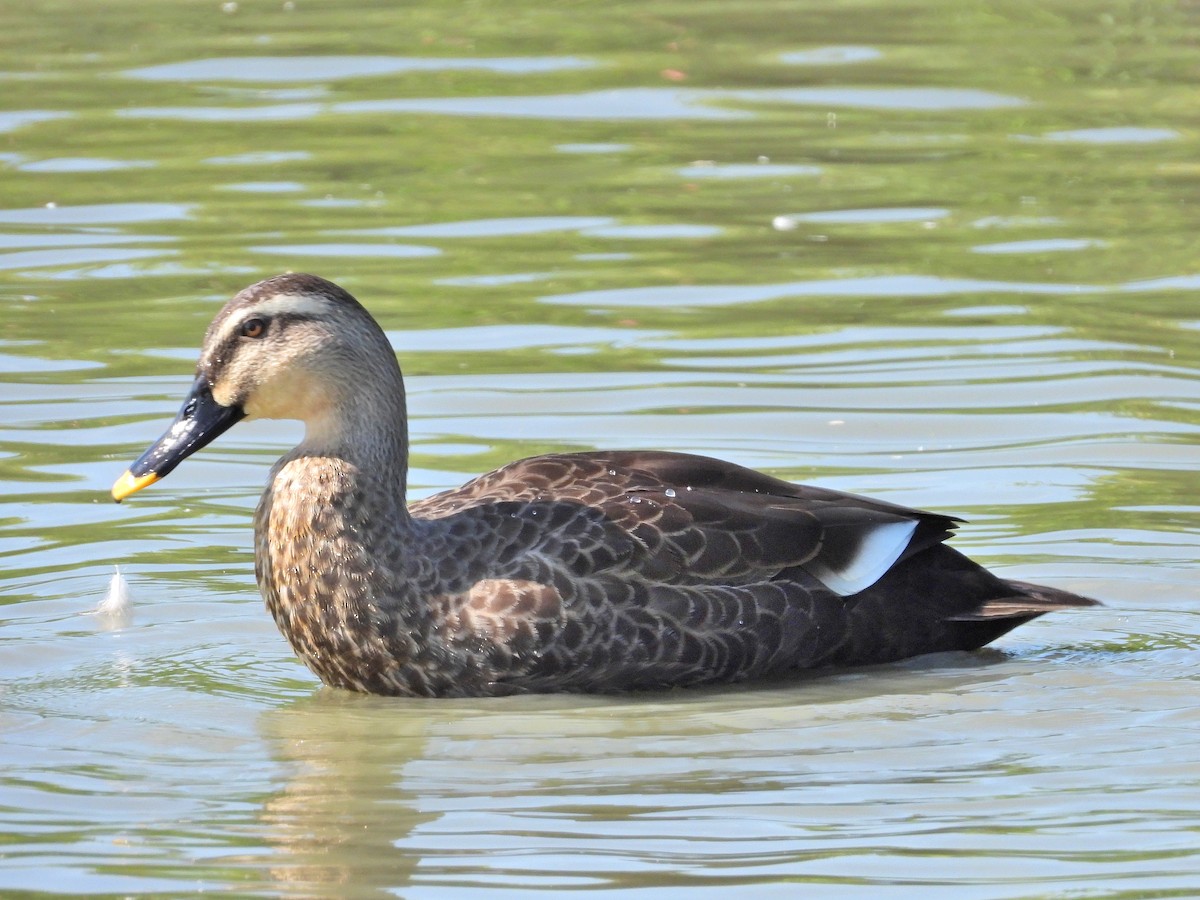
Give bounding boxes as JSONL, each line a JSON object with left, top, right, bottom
{"left": 252, "top": 657, "right": 1088, "bottom": 894}
{"left": 583, "top": 223, "right": 721, "bottom": 239}
{"left": 0, "top": 234, "right": 172, "bottom": 250}
{"left": 125, "top": 55, "right": 597, "bottom": 82}
{"left": 15, "top": 158, "right": 154, "bottom": 173}
{"left": 218, "top": 181, "right": 307, "bottom": 193}
{"left": 386, "top": 324, "right": 659, "bottom": 352}
{"left": 204, "top": 151, "right": 313, "bottom": 165}
{"left": 349, "top": 216, "right": 612, "bottom": 239}
{"left": 538, "top": 273, "right": 1200, "bottom": 308}
{"left": 322, "top": 89, "right": 750, "bottom": 121}
{"left": 0, "top": 202, "right": 192, "bottom": 225}
{"left": 779, "top": 46, "right": 883, "bottom": 65}
{"left": 555, "top": 143, "right": 632, "bottom": 154}
{"left": 780, "top": 207, "right": 948, "bottom": 225}
{"left": 677, "top": 163, "right": 822, "bottom": 179}
{"left": 0, "top": 248, "right": 174, "bottom": 272}
{"left": 0, "top": 111, "right": 69, "bottom": 133}
{"left": 436, "top": 271, "right": 560, "bottom": 287}
{"left": 257, "top": 694, "right": 436, "bottom": 895}
{"left": 120, "top": 84, "right": 1028, "bottom": 124}
{"left": 34, "top": 260, "right": 256, "bottom": 281}
{"left": 726, "top": 86, "right": 1026, "bottom": 111}
{"left": 972, "top": 238, "right": 1104, "bottom": 255}
{"left": 1032, "top": 127, "right": 1180, "bottom": 144}
{"left": 251, "top": 243, "right": 441, "bottom": 259}
{"left": 117, "top": 103, "right": 325, "bottom": 122}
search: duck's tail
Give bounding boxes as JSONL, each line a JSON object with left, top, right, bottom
{"left": 949, "top": 579, "right": 1101, "bottom": 622}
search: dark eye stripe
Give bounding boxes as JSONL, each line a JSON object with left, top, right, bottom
{"left": 202, "top": 311, "right": 315, "bottom": 379}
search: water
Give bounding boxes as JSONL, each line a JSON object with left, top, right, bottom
{"left": 2, "top": 1, "right": 1198, "bottom": 895}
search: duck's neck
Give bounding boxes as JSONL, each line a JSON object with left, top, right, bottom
{"left": 295, "top": 357, "right": 411, "bottom": 512}
{"left": 257, "top": 363, "right": 431, "bottom": 693}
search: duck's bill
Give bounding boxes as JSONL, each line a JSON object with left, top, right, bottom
{"left": 111, "top": 377, "right": 245, "bottom": 503}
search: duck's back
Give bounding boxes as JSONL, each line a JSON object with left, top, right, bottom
{"left": 404, "top": 451, "right": 1095, "bottom": 694}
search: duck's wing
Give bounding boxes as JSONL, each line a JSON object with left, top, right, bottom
{"left": 412, "top": 449, "right": 957, "bottom": 597}
{"left": 598, "top": 450, "right": 963, "bottom": 594}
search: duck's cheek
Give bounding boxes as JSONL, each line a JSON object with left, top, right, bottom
{"left": 244, "top": 376, "right": 335, "bottom": 423}
{"left": 211, "top": 380, "right": 244, "bottom": 411}
{"left": 243, "top": 393, "right": 282, "bottom": 421}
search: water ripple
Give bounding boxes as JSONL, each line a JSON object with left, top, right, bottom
{"left": 1, "top": 248, "right": 174, "bottom": 272}
{"left": 124, "top": 55, "right": 597, "bottom": 82}
{"left": 16, "top": 158, "right": 154, "bottom": 173}
{"left": 678, "top": 163, "right": 822, "bottom": 179}
{"left": 250, "top": 242, "right": 440, "bottom": 259}
{"left": 780, "top": 46, "right": 883, "bottom": 65}
{"left": 348, "top": 216, "right": 613, "bottom": 239}
{"left": 0, "top": 202, "right": 193, "bottom": 225}
{"left": 1032, "top": 127, "right": 1180, "bottom": 144}
{"left": 120, "top": 84, "right": 1027, "bottom": 124}
{"left": 972, "top": 238, "right": 1104, "bottom": 255}
{"left": 0, "top": 111, "right": 70, "bottom": 133}
{"left": 541, "top": 273, "right": 1200, "bottom": 308}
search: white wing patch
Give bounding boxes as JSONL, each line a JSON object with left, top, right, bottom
{"left": 805, "top": 519, "right": 918, "bottom": 596}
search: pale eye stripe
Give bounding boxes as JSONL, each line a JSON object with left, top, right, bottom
{"left": 211, "top": 292, "right": 332, "bottom": 347}
{"left": 250, "top": 292, "right": 333, "bottom": 320}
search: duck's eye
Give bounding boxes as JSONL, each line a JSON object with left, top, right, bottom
{"left": 240, "top": 317, "right": 267, "bottom": 339}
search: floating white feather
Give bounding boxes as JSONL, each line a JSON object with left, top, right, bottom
{"left": 94, "top": 565, "right": 133, "bottom": 622}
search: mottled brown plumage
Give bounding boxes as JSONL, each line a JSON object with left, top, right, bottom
{"left": 113, "top": 273, "right": 1098, "bottom": 696}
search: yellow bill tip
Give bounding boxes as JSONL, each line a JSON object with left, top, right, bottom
{"left": 111, "top": 470, "right": 159, "bottom": 503}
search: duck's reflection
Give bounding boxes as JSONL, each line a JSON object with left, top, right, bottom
{"left": 253, "top": 655, "right": 1017, "bottom": 895}
{"left": 257, "top": 690, "right": 444, "bottom": 895}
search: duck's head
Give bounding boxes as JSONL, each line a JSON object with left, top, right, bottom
{"left": 112, "top": 273, "right": 401, "bottom": 502}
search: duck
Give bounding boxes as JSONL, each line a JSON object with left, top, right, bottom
{"left": 111, "top": 273, "right": 1098, "bottom": 697}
